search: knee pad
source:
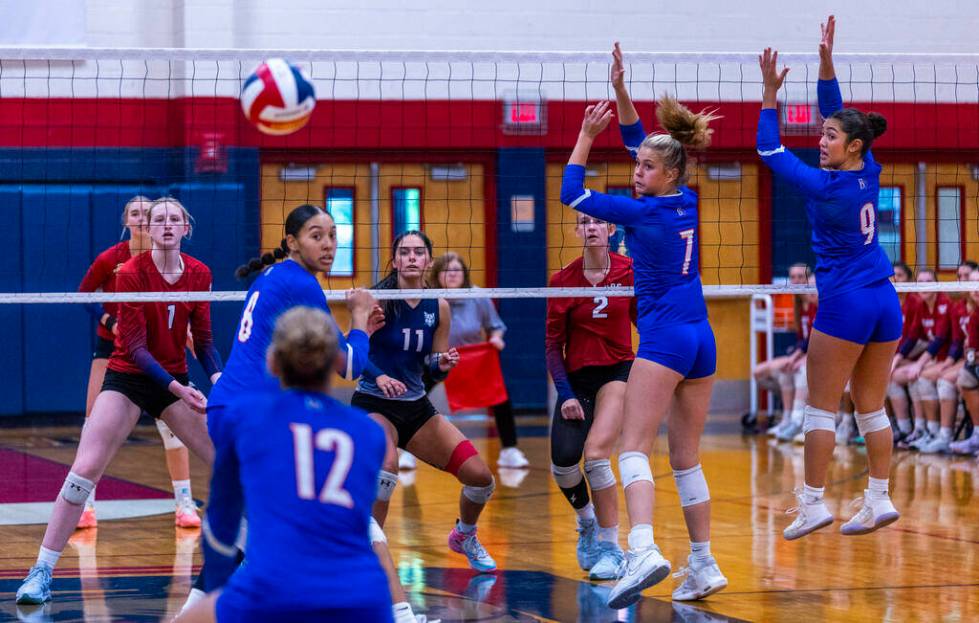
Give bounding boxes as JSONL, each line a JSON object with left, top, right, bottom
{"left": 913, "top": 378, "right": 938, "bottom": 401}
{"left": 855, "top": 408, "right": 891, "bottom": 436}
{"left": 673, "top": 464, "right": 710, "bottom": 507}
{"left": 445, "top": 440, "right": 479, "bottom": 476}
{"left": 793, "top": 366, "right": 807, "bottom": 390}
{"left": 773, "top": 372, "right": 791, "bottom": 391}
{"left": 551, "top": 463, "right": 583, "bottom": 489}
{"left": 377, "top": 470, "right": 398, "bottom": 502}
{"left": 887, "top": 381, "right": 907, "bottom": 401}
{"left": 462, "top": 476, "right": 495, "bottom": 504}
{"left": 156, "top": 419, "right": 185, "bottom": 450}
{"left": 61, "top": 471, "right": 95, "bottom": 506}
{"left": 368, "top": 516, "right": 387, "bottom": 544}
{"left": 958, "top": 365, "right": 979, "bottom": 390}
{"left": 907, "top": 379, "right": 921, "bottom": 401}
{"left": 937, "top": 378, "right": 958, "bottom": 401}
{"left": 583, "top": 458, "right": 616, "bottom": 492}
{"left": 618, "top": 451, "right": 653, "bottom": 489}
{"left": 802, "top": 405, "right": 836, "bottom": 434}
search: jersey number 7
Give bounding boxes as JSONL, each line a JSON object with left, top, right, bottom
{"left": 290, "top": 423, "right": 354, "bottom": 508}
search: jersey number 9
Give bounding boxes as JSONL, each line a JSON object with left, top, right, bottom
{"left": 860, "top": 203, "right": 875, "bottom": 245}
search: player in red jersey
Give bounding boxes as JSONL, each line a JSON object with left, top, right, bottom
{"left": 16, "top": 197, "right": 222, "bottom": 606}
{"left": 952, "top": 271, "right": 979, "bottom": 455}
{"left": 889, "top": 269, "right": 951, "bottom": 448}
{"left": 546, "top": 212, "right": 636, "bottom": 581}
{"left": 76, "top": 195, "right": 201, "bottom": 529}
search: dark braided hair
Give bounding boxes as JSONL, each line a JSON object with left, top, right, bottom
{"left": 235, "top": 204, "right": 326, "bottom": 280}
{"left": 373, "top": 230, "right": 434, "bottom": 319}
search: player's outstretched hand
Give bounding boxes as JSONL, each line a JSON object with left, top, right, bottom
{"left": 611, "top": 42, "right": 626, "bottom": 91}
{"left": 367, "top": 304, "right": 386, "bottom": 335}
{"left": 581, "top": 101, "right": 613, "bottom": 138}
{"left": 346, "top": 288, "right": 376, "bottom": 315}
{"left": 376, "top": 374, "right": 407, "bottom": 398}
{"left": 759, "top": 48, "right": 790, "bottom": 94}
{"left": 439, "top": 348, "right": 460, "bottom": 371}
{"left": 170, "top": 381, "right": 207, "bottom": 413}
{"left": 560, "top": 398, "right": 586, "bottom": 420}
{"left": 819, "top": 15, "right": 836, "bottom": 64}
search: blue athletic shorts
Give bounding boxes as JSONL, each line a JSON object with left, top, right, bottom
{"left": 216, "top": 594, "right": 392, "bottom": 623}
{"left": 814, "top": 279, "right": 903, "bottom": 345}
{"left": 636, "top": 319, "right": 716, "bottom": 379}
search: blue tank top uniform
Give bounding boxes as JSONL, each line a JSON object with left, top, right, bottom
{"left": 204, "top": 388, "right": 392, "bottom": 623}
{"left": 757, "top": 78, "right": 902, "bottom": 344}
{"left": 560, "top": 121, "right": 716, "bottom": 379}
{"left": 357, "top": 298, "right": 441, "bottom": 401}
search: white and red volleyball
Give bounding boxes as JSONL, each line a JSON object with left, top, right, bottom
{"left": 240, "top": 59, "right": 316, "bottom": 136}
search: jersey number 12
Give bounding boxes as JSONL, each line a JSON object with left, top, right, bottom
{"left": 290, "top": 423, "right": 354, "bottom": 508}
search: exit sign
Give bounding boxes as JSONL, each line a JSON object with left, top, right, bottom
{"left": 781, "top": 103, "right": 821, "bottom": 134}
{"left": 502, "top": 97, "right": 546, "bottom": 135}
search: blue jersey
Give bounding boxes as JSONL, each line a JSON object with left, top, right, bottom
{"left": 560, "top": 124, "right": 707, "bottom": 327}
{"left": 210, "top": 259, "right": 372, "bottom": 408}
{"left": 357, "top": 298, "right": 440, "bottom": 400}
{"left": 757, "top": 78, "right": 893, "bottom": 299}
{"left": 204, "top": 388, "right": 390, "bottom": 613}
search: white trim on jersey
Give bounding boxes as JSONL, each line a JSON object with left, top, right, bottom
{"left": 568, "top": 189, "right": 592, "bottom": 208}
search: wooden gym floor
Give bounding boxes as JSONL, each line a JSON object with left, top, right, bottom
{"left": 1, "top": 414, "right": 977, "bottom": 622}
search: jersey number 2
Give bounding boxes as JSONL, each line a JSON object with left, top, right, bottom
{"left": 290, "top": 423, "right": 354, "bottom": 508}
{"left": 592, "top": 296, "right": 608, "bottom": 319}
{"left": 860, "top": 203, "right": 875, "bottom": 245}
{"left": 679, "top": 228, "right": 695, "bottom": 275}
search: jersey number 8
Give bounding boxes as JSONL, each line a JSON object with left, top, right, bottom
{"left": 237, "top": 291, "right": 261, "bottom": 343}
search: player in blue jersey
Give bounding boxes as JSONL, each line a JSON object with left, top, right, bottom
{"left": 352, "top": 230, "right": 499, "bottom": 573}
{"left": 757, "top": 16, "right": 901, "bottom": 541}
{"left": 558, "top": 43, "right": 726, "bottom": 608}
{"left": 174, "top": 306, "right": 392, "bottom": 623}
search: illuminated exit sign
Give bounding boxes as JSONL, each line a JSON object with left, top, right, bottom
{"left": 502, "top": 96, "right": 546, "bottom": 135}
{"left": 781, "top": 103, "right": 821, "bottom": 134}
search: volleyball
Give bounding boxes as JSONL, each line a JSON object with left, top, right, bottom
{"left": 240, "top": 58, "right": 316, "bottom": 135}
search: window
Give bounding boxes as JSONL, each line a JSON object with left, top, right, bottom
{"left": 605, "top": 186, "right": 632, "bottom": 255}
{"left": 877, "top": 186, "right": 902, "bottom": 262}
{"left": 324, "top": 187, "right": 354, "bottom": 276}
{"left": 392, "top": 187, "right": 421, "bottom": 235}
{"left": 937, "top": 186, "right": 963, "bottom": 270}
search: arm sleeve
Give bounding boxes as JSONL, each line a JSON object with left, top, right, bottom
{"left": 116, "top": 269, "right": 175, "bottom": 389}
{"left": 544, "top": 293, "right": 575, "bottom": 405}
{"left": 341, "top": 327, "right": 379, "bottom": 381}
{"left": 817, "top": 78, "right": 844, "bottom": 119}
{"left": 756, "top": 109, "right": 832, "bottom": 200}
{"left": 619, "top": 120, "right": 647, "bottom": 160}
{"left": 189, "top": 272, "right": 222, "bottom": 378}
{"left": 561, "top": 164, "right": 647, "bottom": 226}
{"left": 200, "top": 413, "right": 245, "bottom": 591}
{"left": 479, "top": 298, "right": 507, "bottom": 335}
{"left": 898, "top": 336, "right": 917, "bottom": 358}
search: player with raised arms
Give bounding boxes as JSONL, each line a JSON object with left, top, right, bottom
{"left": 17, "top": 197, "right": 221, "bottom": 605}
{"left": 352, "top": 230, "right": 498, "bottom": 573}
{"left": 757, "top": 16, "right": 902, "bottom": 540}
{"left": 546, "top": 211, "right": 635, "bottom": 581}
{"left": 76, "top": 194, "right": 201, "bottom": 529}
{"left": 557, "top": 43, "right": 728, "bottom": 608}
{"left": 175, "top": 307, "right": 393, "bottom": 623}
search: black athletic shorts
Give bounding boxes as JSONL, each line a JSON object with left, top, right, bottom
{"left": 351, "top": 391, "right": 438, "bottom": 449}
{"left": 101, "top": 369, "right": 189, "bottom": 419}
{"left": 568, "top": 360, "right": 633, "bottom": 408}
{"left": 93, "top": 336, "right": 115, "bottom": 360}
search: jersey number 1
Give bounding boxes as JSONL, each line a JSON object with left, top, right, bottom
{"left": 290, "top": 423, "right": 354, "bottom": 508}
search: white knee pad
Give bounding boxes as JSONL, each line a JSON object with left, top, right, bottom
{"left": 584, "top": 459, "right": 616, "bottom": 492}
{"left": 462, "top": 476, "right": 496, "bottom": 504}
{"left": 907, "top": 379, "right": 921, "bottom": 401}
{"left": 855, "top": 408, "right": 891, "bottom": 436}
{"left": 551, "top": 464, "right": 583, "bottom": 489}
{"left": 377, "top": 470, "right": 398, "bottom": 502}
{"left": 368, "top": 516, "right": 387, "bottom": 545}
{"left": 61, "top": 471, "right": 95, "bottom": 506}
{"left": 774, "top": 372, "right": 792, "bottom": 391}
{"left": 673, "top": 464, "right": 710, "bottom": 507}
{"left": 937, "top": 378, "right": 958, "bottom": 401}
{"left": 913, "top": 378, "right": 938, "bottom": 401}
{"left": 887, "top": 381, "right": 906, "bottom": 401}
{"left": 618, "top": 451, "right": 653, "bottom": 489}
{"left": 958, "top": 365, "right": 979, "bottom": 390}
{"left": 793, "top": 366, "right": 807, "bottom": 390}
{"left": 156, "top": 419, "right": 186, "bottom": 450}
{"left": 802, "top": 405, "right": 836, "bottom": 434}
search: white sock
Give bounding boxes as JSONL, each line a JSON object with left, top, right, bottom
{"left": 627, "top": 524, "right": 654, "bottom": 550}
{"left": 802, "top": 483, "right": 824, "bottom": 503}
{"left": 36, "top": 546, "right": 60, "bottom": 569}
{"left": 457, "top": 520, "right": 476, "bottom": 534}
{"left": 575, "top": 502, "right": 596, "bottom": 523}
{"left": 927, "top": 421, "right": 940, "bottom": 436}
{"left": 597, "top": 525, "right": 619, "bottom": 544}
{"left": 690, "top": 540, "right": 712, "bottom": 562}
{"left": 940, "top": 427, "right": 952, "bottom": 441}
{"left": 172, "top": 480, "right": 193, "bottom": 507}
{"left": 897, "top": 418, "right": 912, "bottom": 433}
{"left": 392, "top": 602, "right": 416, "bottom": 623}
{"left": 868, "top": 477, "right": 889, "bottom": 499}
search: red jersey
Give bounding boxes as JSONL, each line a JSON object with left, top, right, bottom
{"left": 796, "top": 299, "right": 818, "bottom": 342}
{"left": 901, "top": 293, "right": 922, "bottom": 340}
{"left": 907, "top": 293, "right": 952, "bottom": 360}
{"left": 545, "top": 253, "right": 636, "bottom": 375}
{"left": 108, "top": 252, "right": 213, "bottom": 377}
{"left": 967, "top": 304, "right": 979, "bottom": 352}
{"left": 78, "top": 242, "right": 133, "bottom": 340}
